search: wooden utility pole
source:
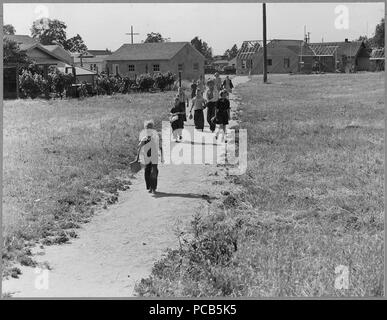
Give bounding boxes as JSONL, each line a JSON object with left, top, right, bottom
{"left": 262, "top": 3, "right": 268, "bottom": 83}
{"left": 125, "top": 25, "right": 139, "bottom": 44}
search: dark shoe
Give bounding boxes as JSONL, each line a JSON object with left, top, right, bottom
{"left": 148, "top": 189, "right": 153, "bottom": 193}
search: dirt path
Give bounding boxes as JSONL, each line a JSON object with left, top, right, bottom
{"left": 2, "top": 76, "right": 249, "bottom": 297}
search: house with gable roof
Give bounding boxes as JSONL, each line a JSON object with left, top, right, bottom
{"left": 105, "top": 42, "right": 205, "bottom": 80}
{"left": 3, "top": 34, "right": 73, "bottom": 98}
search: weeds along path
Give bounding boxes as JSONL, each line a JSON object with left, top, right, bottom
{"left": 2, "top": 76, "right": 250, "bottom": 297}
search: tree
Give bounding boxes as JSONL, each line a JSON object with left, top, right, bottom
{"left": 191, "top": 36, "right": 212, "bottom": 59}
{"left": 144, "top": 32, "right": 165, "bottom": 43}
{"left": 224, "top": 44, "right": 238, "bottom": 60}
{"left": 373, "top": 18, "right": 384, "bottom": 48}
{"left": 3, "top": 38, "right": 30, "bottom": 64}
{"left": 31, "top": 18, "right": 67, "bottom": 46}
{"left": 356, "top": 18, "right": 384, "bottom": 48}
{"left": 3, "top": 24, "right": 16, "bottom": 35}
{"left": 63, "top": 34, "right": 88, "bottom": 53}
{"left": 356, "top": 35, "right": 373, "bottom": 47}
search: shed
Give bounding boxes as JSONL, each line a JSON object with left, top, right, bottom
{"left": 309, "top": 40, "right": 370, "bottom": 73}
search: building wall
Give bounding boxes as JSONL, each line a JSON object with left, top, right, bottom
{"left": 237, "top": 46, "right": 300, "bottom": 75}
{"left": 105, "top": 44, "right": 205, "bottom": 80}
{"left": 356, "top": 56, "right": 370, "bottom": 71}
{"left": 105, "top": 59, "right": 170, "bottom": 78}
{"left": 168, "top": 44, "right": 205, "bottom": 80}
{"left": 369, "top": 59, "right": 385, "bottom": 71}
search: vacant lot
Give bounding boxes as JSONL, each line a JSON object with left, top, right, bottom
{"left": 136, "top": 72, "right": 384, "bottom": 297}
{"left": 2, "top": 92, "right": 174, "bottom": 275}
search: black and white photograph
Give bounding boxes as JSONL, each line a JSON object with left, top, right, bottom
{"left": 1, "top": 1, "right": 385, "bottom": 301}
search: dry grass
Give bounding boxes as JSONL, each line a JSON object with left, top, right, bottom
{"left": 135, "top": 72, "right": 384, "bottom": 297}
{"left": 2, "top": 92, "right": 175, "bottom": 276}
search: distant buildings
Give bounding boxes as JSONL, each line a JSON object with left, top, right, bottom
{"left": 72, "top": 49, "right": 112, "bottom": 74}
{"left": 236, "top": 38, "right": 375, "bottom": 75}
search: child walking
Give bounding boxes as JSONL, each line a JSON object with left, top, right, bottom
{"left": 205, "top": 79, "right": 218, "bottom": 133}
{"left": 136, "top": 120, "right": 164, "bottom": 194}
{"left": 189, "top": 89, "right": 207, "bottom": 131}
{"left": 170, "top": 97, "right": 185, "bottom": 142}
{"left": 215, "top": 90, "right": 231, "bottom": 142}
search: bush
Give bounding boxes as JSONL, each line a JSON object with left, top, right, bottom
{"left": 95, "top": 71, "right": 176, "bottom": 95}
{"left": 153, "top": 72, "right": 176, "bottom": 91}
{"left": 153, "top": 72, "right": 167, "bottom": 91}
{"left": 19, "top": 70, "right": 46, "bottom": 99}
{"left": 138, "top": 73, "right": 155, "bottom": 92}
{"left": 96, "top": 73, "right": 114, "bottom": 95}
{"left": 118, "top": 77, "right": 136, "bottom": 94}
{"left": 48, "top": 67, "right": 74, "bottom": 98}
{"left": 163, "top": 71, "right": 176, "bottom": 89}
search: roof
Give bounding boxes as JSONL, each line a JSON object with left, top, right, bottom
{"left": 309, "top": 41, "right": 366, "bottom": 57}
{"left": 4, "top": 34, "right": 70, "bottom": 63}
{"left": 43, "top": 44, "right": 72, "bottom": 64}
{"left": 57, "top": 64, "right": 97, "bottom": 76}
{"left": 4, "top": 34, "right": 38, "bottom": 50}
{"left": 237, "top": 39, "right": 316, "bottom": 59}
{"left": 308, "top": 44, "right": 339, "bottom": 56}
{"left": 370, "top": 48, "right": 384, "bottom": 60}
{"left": 74, "top": 56, "right": 109, "bottom": 63}
{"left": 237, "top": 41, "right": 261, "bottom": 60}
{"left": 106, "top": 42, "right": 189, "bottom": 61}
{"left": 87, "top": 50, "right": 112, "bottom": 56}
{"left": 269, "top": 39, "right": 304, "bottom": 46}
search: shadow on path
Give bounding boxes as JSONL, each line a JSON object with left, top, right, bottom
{"left": 152, "top": 192, "right": 217, "bottom": 202}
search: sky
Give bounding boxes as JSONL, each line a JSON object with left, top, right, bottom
{"left": 3, "top": 2, "right": 385, "bottom": 55}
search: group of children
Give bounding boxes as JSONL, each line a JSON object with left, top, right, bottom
{"left": 170, "top": 73, "right": 234, "bottom": 142}
{"left": 136, "top": 73, "right": 235, "bottom": 194}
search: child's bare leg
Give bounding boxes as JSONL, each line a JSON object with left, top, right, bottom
{"left": 172, "top": 129, "right": 178, "bottom": 141}
{"left": 223, "top": 125, "right": 227, "bottom": 142}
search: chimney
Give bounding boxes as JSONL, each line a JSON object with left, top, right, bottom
{"left": 345, "top": 38, "right": 349, "bottom": 43}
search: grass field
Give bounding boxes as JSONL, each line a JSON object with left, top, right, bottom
{"left": 2, "top": 92, "right": 174, "bottom": 276}
{"left": 135, "top": 72, "right": 384, "bottom": 297}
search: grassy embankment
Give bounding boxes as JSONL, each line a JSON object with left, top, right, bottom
{"left": 2, "top": 92, "right": 174, "bottom": 277}
{"left": 135, "top": 72, "right": 384, "bottom": 297}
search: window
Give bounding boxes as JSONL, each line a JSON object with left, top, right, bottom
{"left": 128, "top": 65, "right": 135, "bottom": 72}
{"left": 193, "top": 62, "right": 199, "bottom": 71}
{"left": 178, "top": 63, "right": 183, "bottom": 72}
{"left": 153, "top": 64, "right": 160, "bottom": 72}
{"left": 284, "top": 58, "right": 290, "bottom": 68}
{"left": 242, "top": 60, "right": 247, "bottom": 69}
{"left": 268, "top": 59, "right": 273, "bottom": 66}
